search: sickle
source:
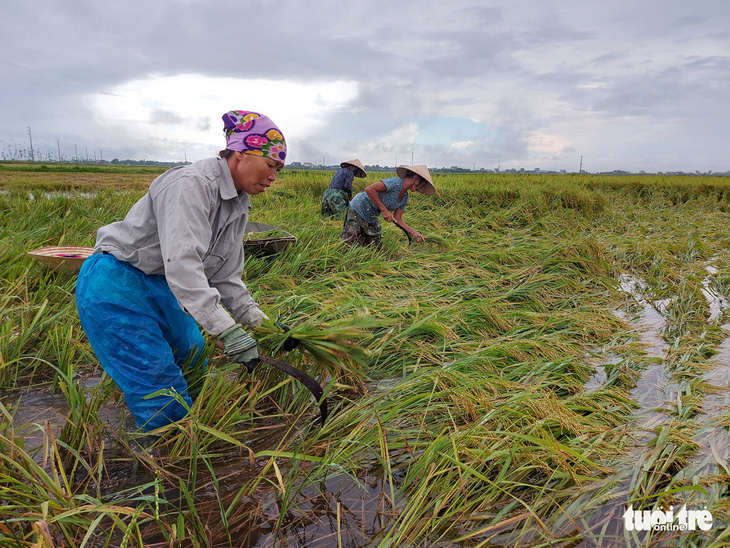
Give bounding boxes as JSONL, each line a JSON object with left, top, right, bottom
{"left": 390, "top": 218, "right": 413, "bottom": 244}
{"left": 255, "top": 356, "right": 329, "bottom": 426}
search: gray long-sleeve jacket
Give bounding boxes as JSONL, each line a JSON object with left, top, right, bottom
{"left": 94, "top": 157, "right": 264, "bottom": 335}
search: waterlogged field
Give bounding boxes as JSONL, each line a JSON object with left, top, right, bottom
{"left": 1, "top": 163, "right": 729, "bottom": 547}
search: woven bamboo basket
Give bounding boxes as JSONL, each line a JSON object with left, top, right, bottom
{"left": 243, "top": 222, "right": 296, "bottom": 255}
{"left": 27, "top": 246, "right": 94, "bottom": 273}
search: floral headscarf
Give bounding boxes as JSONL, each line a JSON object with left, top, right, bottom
{"left": 222, "top": 110, "right": 287, "bottom": 164}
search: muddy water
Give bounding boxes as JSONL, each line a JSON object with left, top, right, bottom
{"left": 586, "top": 275, "right": 673, "bottom": 426}
{"left": 584, "top": 352, "right": 617, "bottom": 394}
{"left": 616, "top": 275, "right": 676, "bottom": 432}
{"left": 552, "top": 275, "right": 680, "bottom": 544}
{"left": 684, "top": 264, "right": 730, "bottom": 480}
{"left": 4, "top": 374, "right": 135, "bottom": 451}
{"left": 2, "top": 375, "right": 154, "bottom": 503}
{"left": 679, "top": 325, "right": 730, "bottom": 481}
{"left": 566, "top": 273, "right": 730, "bottom": 544}
{"left": 4, "top": 389, "right": 70, "bottom": 446}
{"left": 210, "top": 464, "right": 408, "bottom": 548}
{"left": 702, "top": 264, "right": 730, "bottom": 324}
{"left": 2, "top": 375, "right": 414, "bottom": 547}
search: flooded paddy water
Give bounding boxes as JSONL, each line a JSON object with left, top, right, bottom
{"left": 2, "top": 376, "right": 433, "bottom": 547}
{"left": 2, "top": 374, "right": 417, "bottom": 546}
{"left": 569, "top": 270, "right": 730, "bottom": 546}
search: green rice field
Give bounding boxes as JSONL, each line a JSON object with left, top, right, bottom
{"left": 1, "top": 163, "right": 729, "bottom": 547}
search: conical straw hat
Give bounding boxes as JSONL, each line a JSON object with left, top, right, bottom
{"left": 340, "top": 159, "right": 367, "bottom": 178}
{"left": 395, "top": 165, "right": 436, "bottom": 195}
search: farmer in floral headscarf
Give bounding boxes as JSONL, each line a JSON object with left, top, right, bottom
{"left": 76, "top": 110, "right": 287, "bottom": 431}
{"left": 321, "top": 159, "right": 367, "bottom": 217}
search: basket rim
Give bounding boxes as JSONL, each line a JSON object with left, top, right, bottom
{"left": 27, "top": 245, "right": 95, "bottom": 258}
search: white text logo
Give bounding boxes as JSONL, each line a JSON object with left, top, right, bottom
{"left": 623, "top": 505, "right": 713, "bottom": 532}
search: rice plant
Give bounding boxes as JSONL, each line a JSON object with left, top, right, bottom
{"left": 1, "top": 166, "right": 729, "bottom": 546}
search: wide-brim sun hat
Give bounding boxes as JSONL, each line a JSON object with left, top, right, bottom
{"left": 341, "top": 159, "right": 367, "bottom": 178}
{"left": 396, "top": 165, "right": 436, "bottom": 195}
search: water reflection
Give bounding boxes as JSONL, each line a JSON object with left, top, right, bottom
{"left": 3, "top": 375, "right": 135, "bottom": 457}
{"left": 702, "top": 264, "right": 730, "bottom": 323}
{"left": 575, "top": 272, "right": 730, "bottom": 544}
{"left": 681, "top": 324, "right": 730, "bottom": 479}
{"left": 1, "top": 374, "right": 415, "bottom": 547}
{"left": 26, "top": 190, "right": 98, "bottom": 200}
{"left": 569, "top": 275, "right": 675, "bottom": 544}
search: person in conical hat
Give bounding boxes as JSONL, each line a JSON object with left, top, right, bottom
{"left": 321, "top": 159, "right": 367, "bottom": 217}
{"left": 341, "top": 165, "right": 435, "bottom": 246}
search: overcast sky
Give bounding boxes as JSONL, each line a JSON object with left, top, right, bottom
{"left": 1, "top": 1, "right": 728, "bottom": 173}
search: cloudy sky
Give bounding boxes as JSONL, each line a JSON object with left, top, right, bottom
{"left": 2, "top": 1, "right": 728, "bottom": 173}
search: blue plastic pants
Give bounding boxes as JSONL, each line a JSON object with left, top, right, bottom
{"left": 76, "top": 253, "right": 206, "bottom": 431}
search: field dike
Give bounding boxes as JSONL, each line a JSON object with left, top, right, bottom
{"left": 0, "top": 166, "right": 729, "bottom": 547}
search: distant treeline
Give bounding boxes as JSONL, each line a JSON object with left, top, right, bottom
{"left": 1, "top": 160, "right": 727, "bottom": 177}
{"left": 0, "top": 161, "right": 177, "bottom": 175}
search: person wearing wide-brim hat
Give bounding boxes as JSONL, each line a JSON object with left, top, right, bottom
{"left": 341, "top": 164, "right": 435, "bottom": 246}
{"left": 321, "top": 159, "right": 367, "bottom": 217}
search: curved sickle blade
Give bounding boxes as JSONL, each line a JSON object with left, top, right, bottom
{"left": 259, "top": 356, "right": 328, "bottom": 426}
{"left": 391, "top": 218, "right": 413, "bottom": 244}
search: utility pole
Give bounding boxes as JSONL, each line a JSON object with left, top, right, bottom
{"left": 75, "top": 144, "right": 78, "bottom": 163}
{"left": 579, "top": 156, "right": 583, "bottom": 174}
{"left": 28, "top": 127, "right": 34, "bottom": 162}
{"left": 57, "top": 139, "right": 61, "bottom": 162}
{"left": 411, "top": 151, "right": 414, "bottom": 165}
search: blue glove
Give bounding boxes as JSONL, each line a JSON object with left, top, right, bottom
{"left": 218, "top": 324, "right": 259, "bottom": 371}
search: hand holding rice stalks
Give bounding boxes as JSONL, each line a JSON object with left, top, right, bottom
{"left": 254, "top": 314, "right": 374, "bottom": 379}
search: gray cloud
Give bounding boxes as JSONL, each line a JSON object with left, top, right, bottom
{"left": 1, "top": 0, "right": 728, "bottom": 172}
